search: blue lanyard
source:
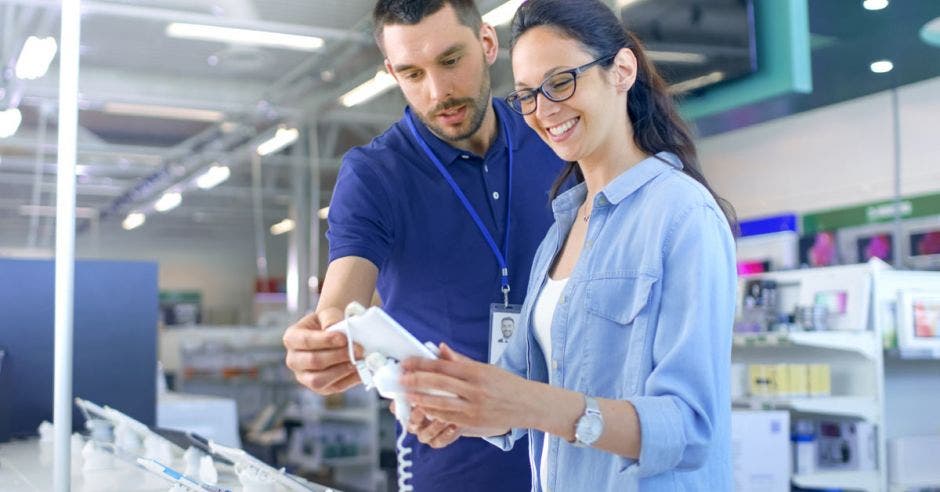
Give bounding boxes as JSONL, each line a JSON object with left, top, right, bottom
{"left": 404, "top": 107, "right": 514, "bottom": 306}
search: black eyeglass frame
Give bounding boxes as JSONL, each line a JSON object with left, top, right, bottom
{"left": 505, "top": 53, "right": 617, "bottom": 115}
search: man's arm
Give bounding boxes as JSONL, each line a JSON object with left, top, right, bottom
{"left": 283, "top": 256, "right": 378, "bottom": 394}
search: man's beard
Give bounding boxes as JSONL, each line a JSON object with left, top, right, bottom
{"left": 419, "top": 70, "right": 492, "bottom": 144}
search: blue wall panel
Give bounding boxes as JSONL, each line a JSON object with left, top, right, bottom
{"left": 0, "top": 258, "right": 158, "bottom": 441}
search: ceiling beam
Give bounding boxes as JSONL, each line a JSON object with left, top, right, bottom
{"left": 0, "top": 0, "right": 372, "bottom": 45}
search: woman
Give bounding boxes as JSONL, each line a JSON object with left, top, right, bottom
{"left": 401, "top": 0, "right": 737, "bottom": 489}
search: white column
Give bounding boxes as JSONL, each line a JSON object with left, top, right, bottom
{"left": 53, "top": 1, "right": 81, "bottom": 491}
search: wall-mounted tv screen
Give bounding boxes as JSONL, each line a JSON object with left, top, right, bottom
{"left": 619, "top": 0, "right": 758, "bottom": 94}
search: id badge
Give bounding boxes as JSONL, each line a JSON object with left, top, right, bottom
{"left": 489, "top": 303, "right": 522, "bottom": 364}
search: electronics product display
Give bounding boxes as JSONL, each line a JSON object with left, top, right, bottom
{"left": 896, "top": 290, "right": 940, "bottom": 356}
{"left": 328, "top": 302, "right": 454, "bottom": 492}
{"left": 816, "top": 420, "right": 876, "bottom": 471}
{"left": 75, "top": 397, "right": 183, "bottom": 458}
{"left": 207, "top": 439, "right": 325, "bottom": 492}
{"left": 136, "top": 457, "right": 229, "bottom": 492}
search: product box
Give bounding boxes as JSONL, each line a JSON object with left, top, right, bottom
{"left": 788, "top": 364, "right": 809, "bottom": 397}
{"left": 808, "top": 364, "right": 831, "bottom": 397}
{"left": 732, "top": 411, "right": 790, "bottom": 492}
{"left": 817, "top": 420, "right": 877, "bottom": 471}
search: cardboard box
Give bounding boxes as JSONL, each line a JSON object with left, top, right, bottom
{"left": 732, "top": 411, "right": 790, "bottom": 492}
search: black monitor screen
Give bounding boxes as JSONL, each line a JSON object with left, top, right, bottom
{"left": 619, "top": 0, "right": 757, "bottom": 94}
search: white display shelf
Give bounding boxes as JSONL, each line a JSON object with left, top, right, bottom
{"left": 890, "top": 480, "right": 940, "bottom": 492}
{"left": 734, "top": 396, "right": 880, "bottom": 421}
{"left": 284, "top": 406, "right": 375, "bottom": 423}
{"left": 733, "top": 330, "right": 880, "bottom": 359}
{"left": 886, "top": 347, "right": 940, "bottom": 360}
{"left": 792, "top": 470, "right": 881, "bottom": 492}
{"left": 323, "top": 454, "right": 374, "bottom": 467}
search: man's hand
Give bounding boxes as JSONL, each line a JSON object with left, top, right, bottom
{"left": 283, "top": 307, "right": 364, "bottom": 394}
{"left": 389, "top": 400, "right": 461, "bottom": 449}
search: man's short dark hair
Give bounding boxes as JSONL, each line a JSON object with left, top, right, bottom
{"left": 372, "top": 0, "right": 483, "bottom": 52}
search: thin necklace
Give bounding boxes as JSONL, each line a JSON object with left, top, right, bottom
{"left": 580, "top": 206, "right": 592, "bottom": 223}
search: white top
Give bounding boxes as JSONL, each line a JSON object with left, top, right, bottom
{"left": 532, "top": 276, "right": 568, "bottom": 492}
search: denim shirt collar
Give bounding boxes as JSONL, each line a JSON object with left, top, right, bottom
{"left": 550, "top": 151, "right": 683, "bottom": 219}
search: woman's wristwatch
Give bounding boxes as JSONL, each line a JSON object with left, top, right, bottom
{"left": 573, "top": 395, "right": 604, "bottom": 447}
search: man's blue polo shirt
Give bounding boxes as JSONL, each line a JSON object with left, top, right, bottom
{"left": 327, "top": 98, "right": 565, "bottom": 491}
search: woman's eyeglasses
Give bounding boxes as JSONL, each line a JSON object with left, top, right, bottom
{"left": 505, "top": 54, "right": 616, "bottom": 115}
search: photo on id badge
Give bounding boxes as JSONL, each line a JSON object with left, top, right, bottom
{"left": 489, "top": 304, "right": 522, "bottom": 364}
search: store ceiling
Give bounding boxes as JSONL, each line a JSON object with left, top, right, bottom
{"left": 695, "top": 0, "right": 940, "bottom": 136}
{"left": 0, "top": 0, "right": 938, "bottom": 251}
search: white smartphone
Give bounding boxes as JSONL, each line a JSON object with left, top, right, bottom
{"left": 326, "top": 306, "right": 438, "bottom": 362}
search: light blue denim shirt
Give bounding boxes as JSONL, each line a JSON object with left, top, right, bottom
{"left": 487, "top": 152, "right": 736, "bottom": 491}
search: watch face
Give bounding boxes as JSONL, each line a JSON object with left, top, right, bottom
{"left": 576, "top": 413, "right": 603, "bottom": 444}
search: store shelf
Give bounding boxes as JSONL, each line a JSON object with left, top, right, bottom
{"left": 734, "top": 396, "right": 880, "bottom": 421}
{"left": 319, "top": 407, "right": 376, "bottom": 422}
{"left": 886, "top": 347, "right": 940, "bottom": 360}
{"left": 323, "top": 454, "right": 375, "bottom": 467}
{"left": 733, "top": 330, "right": 880, "bottom": 359}
{"left": 890, "top": 480, "right": 940, "bottom": 492}
{"left": 283, "top": 406, "right": 376, "bottom": 423}
{"left": 792, "top": 470, "right": 881, "bottom": 491}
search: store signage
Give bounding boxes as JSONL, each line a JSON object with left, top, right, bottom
{"left": 802, "top": 192, "right": 940, "bottom": 234}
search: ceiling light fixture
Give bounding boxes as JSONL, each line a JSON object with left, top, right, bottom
{"left": 195, "top": 164, "right": 231, "bottom": 190}
{"left": 870, "top": 60, "right": 893, "bottom": 73}
{"left": 317, "top": 207, "right": 329, "bottom": 220}
{"left": 862, "top": 0, "right": 889, "bottom": 11}
{"left": 19, "top": 204, "right": 97, "bottom": 219}
{"left": 257, "top": 126, "right": 300, "bottom": 156}
{"left": 122, "top": 212, "right": 146, "bottom": 230}
{"left": 154, "top": 192, "right": 182, "bottom": 212}
{"left": 15, "top": 36, "right": 58, "bottom": 80}
{"left": 0, "top": 107, "right": 22, "bottom": 138}
{"left": 668, "top": 71, "right": 725, "bottom": 94}
{"left": 270, "top": 218, "right": 295, "bottom": 235}
{"left": 165, "top": 23, "right": 324, "bottom": 52}
{"left": 646, "top": 50, "right": 707, "bottom": 64}
{"left": 920, "top": 16, "right": 940, "bottom": 47}
{"left": 338, "top": 70, "right": 397, "bottom": 107}
{"left": 102, "top": 102, "right": 224, "bottom": 122}
{"left": 617, "top": 0, "right": 646, "bottom": 8}
{"left": 482, "top": 0, "right": 525, "bottom": 26}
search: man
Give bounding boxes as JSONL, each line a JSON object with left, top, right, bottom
{"left": 282, "top": 1, "right": 565, "bottom": 490}
{"left": 498, "top": 317, "right": 515, "bottom": 343}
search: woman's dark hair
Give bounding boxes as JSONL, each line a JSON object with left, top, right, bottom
{"left": 510, "top": 0, "right": 736, "bottom": 230}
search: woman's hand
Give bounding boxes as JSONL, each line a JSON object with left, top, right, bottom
{"left": 389, "top": 399, "right": 462, "bottom": 448}
{"left": 400, "top": 343, "right": 532, "bottom": 433}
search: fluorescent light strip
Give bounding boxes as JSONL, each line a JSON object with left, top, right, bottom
{"left": 16, "top": 36, "right": 58, "bottom": 80}
{"left": 617, "top": 0, "right": 646, "bottom": 7}
{"left": 122, "top": 212, "right": 146, "bottom": 230}
{"left": 870, "top": 60, "right": 893, "bottom": 73}
{"left": 668, "top": 71, "right": 725, "bottom": 94}
{"left": 0, "top": 108, "right": 22, "bottom": 138}
{"left": 257, "top": 127, "right": 299, "bottom": 156}
{"left": 19, "top": 204, "right": 97, "bottom": 219}
{"left": 166, "top": 23, "right": 324, "bottom": 52}
{"left": 102, "top": 102, "right": 224, "bottom": 122}
{"left": 270, "top": 218, "right": 295, "bottom": 235}
{"left": 482, "top": 0, "right": 525, "bottom": 26}
{"left": 339, "top": 70, "right": 398, "bottom": 107}
{"left": 196, "top": 164, "right": 231, "bottom": 190}
{"left": 154, "top": 192, "right": 182, "bottom": 212}
{"left": 646, "top": 50, "right": 707, "bottom": 64}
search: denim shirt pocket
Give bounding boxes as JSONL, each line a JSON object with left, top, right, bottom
{"left": 582, "top": 272, "right": 657, "bottom": 398}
